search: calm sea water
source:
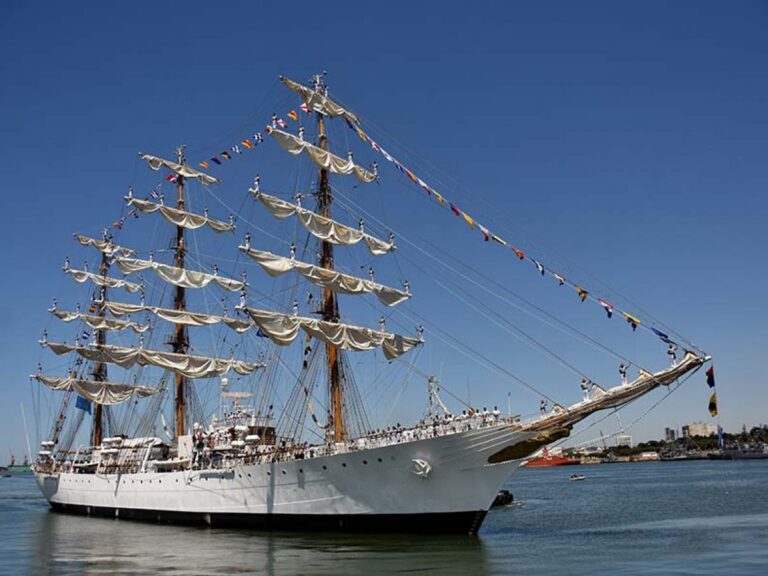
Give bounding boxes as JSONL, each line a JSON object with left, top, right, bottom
{"left": 2, "top": 460, "right": 766, "bottom": 575}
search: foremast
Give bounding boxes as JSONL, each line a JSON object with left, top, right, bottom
{"left": 314, "top": 74, "right": 344, "bottom": 444}
{"left": 172, "top": 145, "right": 188, "bottom": 438}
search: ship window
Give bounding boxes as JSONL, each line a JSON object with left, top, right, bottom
{"left": 362, "top": 460, "right": 368, "bottom": 465}
{"left": 377, "top": 458, "right": 383, "bottom": 463}
{"left": 322, "top": 465, "right": 327, "bottom": 470}
{"left": 267, "top": 471, "right": 271, "bottom": 476}
{"left": 342, "top": 463, "right": 347, "bottom": 468}
{"left": 281, "top": 470, "right": 286, "bottom": 475}
{"left": 299, "top": 469, "right": 303, "bottom": 474}
{"left": 247, "top": 473, "right": 252, "bottom": 478}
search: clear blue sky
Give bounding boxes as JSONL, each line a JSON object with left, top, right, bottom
{"left": 1, "top": 1, "right": 766, "bottom": 459}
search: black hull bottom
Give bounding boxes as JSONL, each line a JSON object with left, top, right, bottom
{"left": 49, "top": 502, "right": 488, "bottom": 535}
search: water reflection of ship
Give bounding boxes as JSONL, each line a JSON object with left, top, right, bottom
{"left": 523, "top": 447, "right": 580, "bottom": 467}
{"left": 33, "top": 511, "right": 489, "bottom": 576}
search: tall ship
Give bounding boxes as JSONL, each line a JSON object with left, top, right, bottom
{"left": 32, "top": 74, "right": 709, "bottom": 534}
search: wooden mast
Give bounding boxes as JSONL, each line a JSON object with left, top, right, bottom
{"left": 314, "top": 74, "right": 344, "bottom": 443}
{"left": 91, "top": 233, "right": 110, "bottom": 446}
{"left": 173, "top": 145, "right": 188, "bottom": 438}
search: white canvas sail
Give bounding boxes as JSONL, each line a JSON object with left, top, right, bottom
{"left": 103, "top": 301, "right": 254, "bottom": 333}
{"left": 139, "top": 153, "right": 220, "bottom": 186}
{"left": 280, "top": 76, "right": 360, "bottom": 125}
{"left": 244, "top": 307, "right": 421, "bottom": 360}
{"left": 114, "top": 258, "right": 244, "bottom": 292}
{"left": 65, "top": 268, "right": 142, "bottom": 293}
{"left": 74, "top": 235, "right": 135, "bottom": 257}
{"left": 52, "top": 309, "right": 149, "bottom": 333}
{"left": 32, "top": 374, "right": 160, "bottom": 405}
{"left": 126, "top": 197, "right": 234, "bottom": 233}
{"left": 253, "top": 192, "right": 394, "bottom": 256}
{"left": 240, "top": 247, "right": 410, "bottom": 307}
{"left": 268, "top": 129, "right": 376, "bottom": 183}
{"left": 43, "top": 342, "right": 262, "bottom": 379}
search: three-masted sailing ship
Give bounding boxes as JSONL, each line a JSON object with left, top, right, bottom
{"left": 32, "top": 74, "right": 709, "bottom": 534}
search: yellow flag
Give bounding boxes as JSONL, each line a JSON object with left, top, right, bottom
{"left": 708, "top": 393, "right": 718, "bottom": 416}
{"left": 462, "top": 212, "right": 476, "bottom": 230}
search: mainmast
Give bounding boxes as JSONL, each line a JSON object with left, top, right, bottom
{"left": 313, "top": 73, "right": 344, "bottom": 443}
{"left": 91, "top": 231, "right": 110, "bottom": 446}
{"left": 173, "top": 145, "right": 188, "bottom": 438}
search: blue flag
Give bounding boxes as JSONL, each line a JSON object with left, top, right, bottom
{"left": 75, "top": 395, "right": 92, "bottom": 414}
{"left": 706, "top": 366, "right": 716, "bottom": 388}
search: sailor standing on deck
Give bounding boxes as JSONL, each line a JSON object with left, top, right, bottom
{"left": 619, "top": 362, "right": 628, "bottom": 385}
{"left": 580, "top": 378, "right": 592, "bottom": 401}
{"left": 540, "top": 399, "right": 548, "bottom": 415}
{"left": 667, "top": 343, "right": 678, "bottom": 367}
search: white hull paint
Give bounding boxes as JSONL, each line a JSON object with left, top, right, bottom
{"left": 36, "top": 425, "right": 534, "bottom": 533}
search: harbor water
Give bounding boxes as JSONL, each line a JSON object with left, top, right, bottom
{"left": 2, "top": 460, "right": 766, "bottom": 575}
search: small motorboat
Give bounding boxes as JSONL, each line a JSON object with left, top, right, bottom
{"left": 569, "top": 474, "right": 586, "bottom": 481}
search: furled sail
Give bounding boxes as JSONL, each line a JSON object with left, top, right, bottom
{"left": 114, "top": 258, "right": 244, "bottom": 292}
{"left": 31, "top": 374, "right": 160, "bottom": 405}
{"left": 240, "top": 247, "right": 410, "bottom": 307}
{"left": 280, "top": 76, "right": 360, "bottom": 125}
{"left": 139, "top": 153, "right": 220, "bottom": 186}
{"left": 253, "top": 192, "right": 394, "bottom": 256}
{"left": 103, "top": 301, "right": 254, "bottom": 333}
{"left": 244, "top": 307, "right": 421, "bottom": 360}
{"left": 52, "top": 309, "right": 149, "bottom": 333}
{"left": 74, "top": 234, "right": 135, "bottom": 257}
{"left": 126, "top": 197, "right": 234, "bottom": 233}
{"left": 66, "top": 268, "right": 142, "bottom": 293}
{"left": 268, "top": 128, "right": 376, "bottom": 183}
{"left": 43, "top": 342, "right": 262, "bottom": 379}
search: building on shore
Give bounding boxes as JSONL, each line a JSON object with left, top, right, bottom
{"left": 664, "top": 427, "right": 677, "bottom": 442}
{"left": 616, "top": 434, "right": 633, "bottom": 447}
{"left": 682, "top": 422, "right": 718, "bottom": 438}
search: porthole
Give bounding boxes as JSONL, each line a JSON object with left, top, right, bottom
{"left": 299, "top": 469, "right": 303, "bottom": 474}
{"left": 247, "top": 473, "right": 252, "bottom": 478}
{"left": 267, "top": 471, "right": 271, "bottom": 476}
{"left": 342, "top": 463, "right": 347, "bottom": 468}
{"left": 322, "top": 465, "right": 327, "bottom": 470}
{"left": 362, "top": 460, "right": 368, "bottom": 465}
{"left": 281, "top": 470, "right": 286, "bottom": 475}
{"left": 377, "top": 458, "right": 383, "bottom": 463}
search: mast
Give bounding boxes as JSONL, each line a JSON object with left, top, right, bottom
{"left": 314, "top": 73, "right": 344, "bottom": 443}
{"left": 173, "top": 145, "right": 188, "bottom": 437}
{"left": 91, "top": 231, "right": 110, "bottom": 446}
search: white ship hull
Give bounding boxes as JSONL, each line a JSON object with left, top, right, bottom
{"left": 35, "top": 425, "right": 535, "bottom": 534}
